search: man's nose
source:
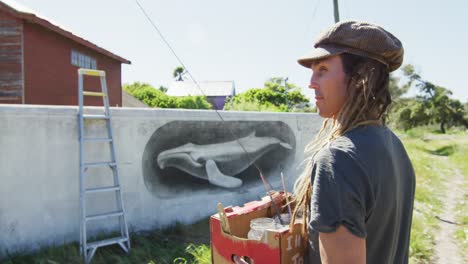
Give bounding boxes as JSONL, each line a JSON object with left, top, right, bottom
{"left": 309, "top": 75, "right": 319, "bottom": 90}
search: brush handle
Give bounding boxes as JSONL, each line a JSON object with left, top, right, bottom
{"left": 217, "top": 203, "right": 231, "bottom": 234}
{"left": 281, "top": 173, "right": 293, "bottom": 216}
{"left": 268, "top": 194, "right": 284, "bottom": 225}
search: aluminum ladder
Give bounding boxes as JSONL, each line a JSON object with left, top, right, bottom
{"left": 77, "top": 68, "right": 130, "bottom": 263}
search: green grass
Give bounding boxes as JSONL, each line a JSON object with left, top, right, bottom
{"left": 433, "top": 132, "right": 468, "bottom": 262}
{"left": 403, "top": 135, "right": 445, "bottom": 263}
{"left": 401, "top": 128, "right": 468, "bottom": 263}
{"left": 454, "top": 198, "right": 468, "bottom": 264}
{"left": 183, "top": 244, "right": 211, "bottom": 264}
{"left": 2, "top": 221, "right": 212, "bottom": 264}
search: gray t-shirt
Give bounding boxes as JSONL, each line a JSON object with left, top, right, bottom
{"left": 307, "top": 125, "right": 415, "bottom": 263}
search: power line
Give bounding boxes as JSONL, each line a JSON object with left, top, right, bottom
{"left": 134, "top": 0, "right": 275, "bottom": 191}
{"left": 304, "top": 0, "right": 322, "bottom": 40}
{"left": 312, "top": 0, "right": 322, "bottom": 20}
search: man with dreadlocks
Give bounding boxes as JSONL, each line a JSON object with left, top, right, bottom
{"left": 291, "top": 21, "right": 416, "bottom": 263}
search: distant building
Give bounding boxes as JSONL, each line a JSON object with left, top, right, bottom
{"left": 0, "top": 0, "right": 130, "bottom": 106}
{"left": 167, "top": 81, "right": 236, "bottom": 110}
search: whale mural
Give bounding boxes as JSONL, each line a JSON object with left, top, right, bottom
{"left": 142, "top": 120, "right": 296, "bottom": 198}
{"left": 156, "top": 132, "right": 293, "bottom": 188}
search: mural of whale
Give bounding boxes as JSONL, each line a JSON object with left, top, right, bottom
{"left": 156, "top": 132, "right": 293, "bottom": 188}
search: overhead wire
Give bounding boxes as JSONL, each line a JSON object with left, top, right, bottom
{"left": 304, "top": 0, "right": 322, "bottom": 40}
{"left": 134, "top": 0, "right": 275, "bottom": 191}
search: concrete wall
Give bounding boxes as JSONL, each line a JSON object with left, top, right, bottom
{"left": 0, "top": 104, "right": 322, "bottom": 257}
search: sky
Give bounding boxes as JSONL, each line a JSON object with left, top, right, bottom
{"left": 11, "top": 0, "right": 468, "bottom": 102}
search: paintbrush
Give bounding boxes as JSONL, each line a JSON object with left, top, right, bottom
{"left": 255, "top": 166, "right": 283, "bottom": 224}
{"left": 255, "top": 165, "right": 274, "bottom": 192}
{"left": 281, "top": 172, "right": 292, "bottom": 217}
{"left": 268, "top": 193, "right": 284, "bottom": 225}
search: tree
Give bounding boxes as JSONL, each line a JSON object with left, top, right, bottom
{"left": 123, "top": 81, "right": 150, "bottom": 94}
{"left": 387, "top": 72, "right": 412, "bottom": 125}
{"left": 395, "top": 65, "right": 468, "bottom": 133}
{"left": 173, "top": 66, "right": 186, "bottom": 81}
{"left": 158, "top": 85, "right": 168, "bottom": 93}
{"left": 176, "top": 95, "right": 212, "bottom": 109}
{"left": 393, "top": 98, "right": 430, "bottom": 131}
{"left": 224, "top": 77, "right": 311, "bottom": 112}
{"left": 389, "top": 74, "right": 410, "bottom": 101}
{"left": 464, "top": 102, "right": 468, "bottom": 119}
{"left": 123, "top": 82, "right": 212, "bottom": 110}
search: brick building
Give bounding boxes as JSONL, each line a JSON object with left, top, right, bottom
{"left": 0, "top": 0, "right": 130, "bottom": 106}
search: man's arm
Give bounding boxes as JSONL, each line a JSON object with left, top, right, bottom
{"left": 319, "top": 225, "right": 366, "bottom": 264}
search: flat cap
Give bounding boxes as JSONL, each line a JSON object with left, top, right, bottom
{"left": 298, "top": 21, "right": 404, "bottom": 72}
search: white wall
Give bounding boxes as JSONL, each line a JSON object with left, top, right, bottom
{"left": 0, "top": 104, "right": 322, "bottom": 257}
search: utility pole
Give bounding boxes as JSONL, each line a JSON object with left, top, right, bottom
{"left": 333, "top": 0, "right": 340, "bottom": 22}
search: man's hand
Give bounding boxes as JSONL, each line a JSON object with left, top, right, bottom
{"left": 319, "top": 225, "right": 366, "bottom": 264}
{"left": 232, "top": 255, "right": 249, "bottom": 264}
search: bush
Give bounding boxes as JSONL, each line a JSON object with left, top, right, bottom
{"left": 223, "top": 98, "right": 287, "bottom": 112}
{"left": 223, "top": 77, "right": 311, "bottom": 112}
{"left": 176, "top": 96, "right": 212, "bottom": 110}
{"left": 123, "top": 82, "right": 212, "bottom": 110}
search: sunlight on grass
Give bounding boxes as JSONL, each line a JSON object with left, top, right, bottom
{"left": 402, "top": 132, "right": 454, "bottom": 262}
{"left": 2, "top": 222, "right": 210, "bottom": 264}
{"left": 441, "top": 133, "right": 468, "bottom": 262}
{"left": 401, "top": 129, "right": 467, "bottom": 263}
{"left": 185, "top": 244, "right": 211, "bottom": 264}
{"left": 409, "top": 212, "right": 433, "bottom": 264}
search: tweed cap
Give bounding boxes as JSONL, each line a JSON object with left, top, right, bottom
{"left": 298, "top": 21, "right": 404, "bottom": 72}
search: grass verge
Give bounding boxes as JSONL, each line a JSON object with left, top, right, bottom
{"left": 434, "top": 132, "right": 468, "bottom": 262}
{"left": 401, "top": 128, "right": 467, "bottom": 263}
{"left": 2, "top": 220, "right": 211, "bottom": 264}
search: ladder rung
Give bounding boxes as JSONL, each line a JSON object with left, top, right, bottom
{"left": 86, "top": 211, "right": 124, "bottom": 221}
{"left": 83, "top": 91, "right": 106, "bottom": 97}
{"left": 86, "top": 186, "right": 120, "bottom": 193}
{"left": 87, "top": 236, "right": 128, "bottom": 249}
{"left": 82, "top": 114, "right": 109, "bottom": 119}
{"left": 83, "top": 161, "right": 116, "bottom": 168}
{"left": 83, "top": 137, "right": 112, "bottom": 142}
{"left": 78, "top": 68, "right": 106, "bottom": 77}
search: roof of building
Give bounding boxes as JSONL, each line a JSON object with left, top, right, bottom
{"left": 167, "top": 81, "right": 236, "bottom": 97}
{"left": 0, "top": 0, "right": 130, "bottom": 64}
{"left": 122, "top": 90, "right": 149, "bottom": 108}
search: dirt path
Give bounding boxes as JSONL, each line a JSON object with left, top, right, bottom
{"left": 433, "top": 166, "right": 465, "bottom": 264}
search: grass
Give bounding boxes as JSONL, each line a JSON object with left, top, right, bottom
{"left": 183, "top": 244, "right": 211, "bottom": 264}
{"left": 429, "top": 130, "right": 468, "bottom": 262}
{"left": 2, "top": 221, "right": 212, "bottom": 264}
{"left": 400, "top": 127, "right": 468, "bottom": 263}
{"left": 402, "top": 132, "right": 446, "bottom": 263}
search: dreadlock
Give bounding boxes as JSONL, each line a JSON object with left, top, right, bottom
{"left": 290, "top": 53, "right": 392, "bottom": 236}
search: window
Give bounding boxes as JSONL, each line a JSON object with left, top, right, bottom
{"left": 71, "top": 50, "right": 97, "bottom": 69}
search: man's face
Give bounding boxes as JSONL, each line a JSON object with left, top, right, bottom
{"left": 309, "top": 55, "right": 348, "bottom": 118}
